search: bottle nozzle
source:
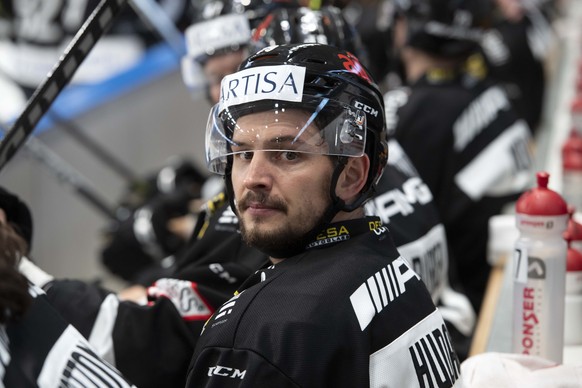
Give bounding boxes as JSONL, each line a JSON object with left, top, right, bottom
{"left": 537, "top": 171, "right": 549, "bottom": 188}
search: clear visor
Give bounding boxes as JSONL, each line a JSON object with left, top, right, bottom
{"left": 205, "top": 97, "right": 367, "bottom": 175}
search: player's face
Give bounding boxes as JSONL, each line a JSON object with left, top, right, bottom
{"left": 204, "top": 50, "right": 246, "bottom": 104}
{"left": 230, "top": 109, "right": 334, "bottom": 258}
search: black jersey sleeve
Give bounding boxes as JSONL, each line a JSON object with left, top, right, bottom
{"left": 187, "top": 348, "right": 300, "bottom": 387}
{"left": 2, "top": 285, "right": 137, "bottom": 387}
{"left": 44, "top": 279, "right": 200, "bottom": 388}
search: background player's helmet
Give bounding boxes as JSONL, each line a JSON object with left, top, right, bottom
{"left": 249, "top": 5, "right": 369, "bottom": 65}
{"left": 182, "top": 0, "right": 302, "bottom": 91}
{"left": 394, "top": 0, "right": 493, "bottom": 58}
{"left": 184, "top": 0, "right": 302, "bottom": 64}
{"left": 206, "top": 43, "right": 388, "bottom": 211}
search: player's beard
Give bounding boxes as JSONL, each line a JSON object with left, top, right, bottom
{"left": 237, "top": 185, "right": 332, "bottom": 259}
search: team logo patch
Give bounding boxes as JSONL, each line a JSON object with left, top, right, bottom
{"left": 338, "top": 52, "right": 372, "bottom": 84}
{"left": 350, "top": 257, "right": 420, "bottom": 331}
{"left": 148, "top": 279, "right": 213, "bottom": 321}
{"left": 307, "top": 225, "right": 351, "bottom": 249}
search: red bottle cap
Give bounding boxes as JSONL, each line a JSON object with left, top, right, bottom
{"left": 572, "top": 97, "right": 582, "bottom": 113}
{"left": 567, "top": 245, "right": 582, "bottom": 271}
{"left": 516, "top": 172, "right": 568, "bottom": 216}
{"left": 562, "top": 129, "right": 582, "bottom": 154}
{"left": 563, "top": 130, "right": 582, "bottom": 171}
{"left": 564, "top": 206, "right": 582, "bottom": 241}
{"left": 563, "top": 151, "right": 582, "bottom": 171}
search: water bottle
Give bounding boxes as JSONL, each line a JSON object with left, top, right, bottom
{"left": 564, "top": 216, "right": 582, "bottom": 345}
{"left": 565, "top": 206, "right": 582, "bottom": 254}
{"left": 571, "top": 97, "right": 582, "bottom": 132}
{"left": 561, "top": 129, "right": 582, "bottom": 210}
{"left": 512, "top": 171, "right": 568, "bottom": 363}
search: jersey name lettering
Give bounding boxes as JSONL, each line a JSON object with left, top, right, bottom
{"left": 409, "top": 324, "right": 461, "bottom": 387}
{"left": 367, "top": 177, "right": 433, "bottom": 222}
{"left": 453, "top": 86, "right": 510, "bottom": 151}
{"left": 410, "top": 241, "right": 445, "bottom": 296}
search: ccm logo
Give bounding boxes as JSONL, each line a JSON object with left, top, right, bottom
{"left": 354, "top": 101, "right": 378, "bottom": 117}
{"left": 208, "top": 365, "right": 246, "bottom": 379}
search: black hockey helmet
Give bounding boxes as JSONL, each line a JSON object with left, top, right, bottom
{"left": 227, "top": 0, "right": 304, "bottom": 27}
{"left": 185, "top": 0, "right": 302, "bottom": 62}
{"left": 206, "top": 43, "right": 388, "bottom": 212}
{"left": 394, "top": 0, "right": 493, "bottom": 58}
{"left": 249, "top": 6, "right": 369, "bottom": 65}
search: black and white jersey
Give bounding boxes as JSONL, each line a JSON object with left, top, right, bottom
{"left": 366, "top": 139, "right": 448, "bottom": 302}
{"left": 45, "top": 176, "right": 464, "bottom": 388}
{"left": 480, "top": 5, "right": 553, "bottom": 133}
{"left": 186, "top": 217, "right": 462, "bottom": 388}
{"left": 45, "top": 194, "right": 268, "bottom": 388}
{"left": 1, "top": 284, "right": 135, "bottom": 387}
{"left": 367, "top": 139, "right": 475, "bottom": 359}
{"left": 389, "top": 68, "right": 533, "bottom": 311}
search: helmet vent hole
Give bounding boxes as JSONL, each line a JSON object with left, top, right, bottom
{"left": 303, "top": 58, "right": 327, "bottom": 65}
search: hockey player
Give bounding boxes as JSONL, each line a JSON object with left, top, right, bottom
{"left": 0, "top": 187, "right": 136, "bottom": 387}
{"left": 39, "top": 10, "right": 470, "bottom": 387}
{"left": 388, "top": 0, "right": 534, "bottom": 312}
{"left": 181, "top": 0, "right": 303, "bottom": 104}
{"left": 480, "top": 0, "right": 554, "bottom": 135}
{"left": 250, "top": 4, "right": 475, "bottom": 359}
{"left": 186, "top": 42, "right": 461, "bottom": 387}
{"left": 100, "top": 0, "right": 304, "bottom": 285}
{"left": 18, "top": 7, "right": 465, "bottom": 388}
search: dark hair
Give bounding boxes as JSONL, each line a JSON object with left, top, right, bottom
{"left": 0, "top": 187, "right": 33, "bottom": 249}
{"left": 0, "top": 222, "right": 32, "bottom": 324}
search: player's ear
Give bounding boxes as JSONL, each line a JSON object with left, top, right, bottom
{"left": 336, "top": 155, "right": 370, "bottom": 203}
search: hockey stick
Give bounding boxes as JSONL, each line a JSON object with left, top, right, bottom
{"left": 128, "top": 0, "right": 186, "bottom": 57}
{"left": 0, "top": 0, "right": 129, "bottom": 174}
{"left": 0, "top": 124, "right": 121, "bottom": 221}
{"left": 47, "top": 0, "right": 186, "bottom": 182}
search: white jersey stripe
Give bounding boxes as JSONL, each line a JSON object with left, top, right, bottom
{"left": 0, "top": 326, "right": 9, "bottom": 382}
{"left": 455, "top": 120, "right": 532, "bottom": 200}
{"left": 382, "top": 267, "right": 394, "bottom": 301}
{"left": 88, "top": 293, "right": 119, "bottom": 366}
{"left": 351, "top": 257, "right": 421, "bottom": 331}
{"left": 350, "top": 284, "right": 376, "bottom": 331}
{"left": 375, "top": 272, "right": 388, "bottom": 307}
{"left": 38, "top": 325, "right": 85, "bottom": 387}
{"left": 367, "top": 277, "right": 383, "bottom": 313}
